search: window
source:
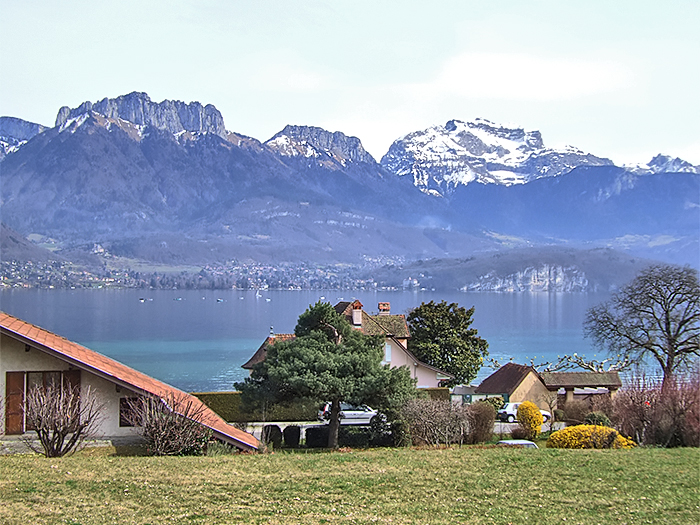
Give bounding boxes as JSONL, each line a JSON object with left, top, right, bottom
{"left": 119, "top": 397, "right": 141, "bottom": 427}
{"left": 4, "top": 370, "right": 81, "bottom": 435}
{"left": 383, "top": 342, "right": 392, "bottom": 364}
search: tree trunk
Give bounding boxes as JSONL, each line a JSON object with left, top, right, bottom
{"left": 327, "top": 399, "right": 341, "bottom": 449}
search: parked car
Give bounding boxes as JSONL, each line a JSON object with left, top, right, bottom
{"left": 497, "top": 402, "right": 551, "bottom": 423}
{"left": 497, "top": 439, "right": 539, "bottom": 449}
{"left": 317, "top": 403, "right": 378, "bottom": 425}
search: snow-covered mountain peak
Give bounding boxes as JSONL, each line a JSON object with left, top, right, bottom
{"left": 381, "top": 118, "right": 612, "bottom": 196}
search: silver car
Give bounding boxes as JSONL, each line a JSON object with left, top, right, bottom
{"left": 317, "top": 402, "right": 378, "bottom": 425}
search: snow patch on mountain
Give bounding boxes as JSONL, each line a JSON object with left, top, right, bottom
{"left": 381, "top": 119, "right": 613, "bottom": 196}
{"left": 625, "top": 154, "right": 700, "bottom": 175}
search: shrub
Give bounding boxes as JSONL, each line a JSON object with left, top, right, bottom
{"left": 611, "top": 372, "right": 700, "bottom": 447}
{"left": 516, "top": 401, "right": 543, "bottom": 440}
{"left": 305, "top": 426, "right": 330, "bottom": 448}
{"left": 510, "top": 426, "right": 531, "bottom": 440}
{"left": 553, "top": 409, "right": 566, "bottom": 422}
{"left": 262, "top": 425, "right": 283, "bottom": 450}
{"left": 466, "top": 402, "right": 495, "bottom": 444}
{"left": 422, "top": 387, "right": 451, "bottom": 401}
{"left": 561, "top": 400, "right": 589, "bottom": 424}
{"left": 339, "top": 427, "right": 372, "bottom": 448}
{"left": 23, "top": 383, "right": 104, "bottom": 458}
{"left": 547, "top": 425, "right": 636, "bottom": 449}
{"left": 481, "top": 396, "right": 505, "bottom": 412}
{"left": 125, "top": 394, "right": 212, "bottom": 456}
{"left": 283, "top": 425, "right": 301, "bottom": 448}
{"left": 401, "top": 399, "right": 469, "bottom": 446}
{"left": 584, "top": 412, "right": 611, "bottom": 427}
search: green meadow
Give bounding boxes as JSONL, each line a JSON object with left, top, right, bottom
{"left": 0, "top": 446, "right": 697, "bottom": 525}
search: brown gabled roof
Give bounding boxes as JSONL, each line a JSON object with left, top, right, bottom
{"left": 365, "top": 314, "right": 410, "bottom": 338}
{"left": 475, "top": 363, "right": 537, "bottom": 395}
{"left": 540, "top": 371, "right": 622, "bottom": 389}
{"left": 0, "top": 312, "right": 260, "bottom": 452}
{"left": 333, "top": 301, "right": 410, "bottom": 338}
{"left": 241, "top": 333, "right": 295, "bottom": 370}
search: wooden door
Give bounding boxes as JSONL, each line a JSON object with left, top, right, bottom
{"left": 5, "top": 372, "right": 25, "bottom": 435}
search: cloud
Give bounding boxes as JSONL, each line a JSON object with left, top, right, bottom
{"left": 408, "top": 52, "right": 634, "bottom": 102}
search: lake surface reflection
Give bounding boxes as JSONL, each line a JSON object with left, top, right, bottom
{"left": 0, "top": 289, "right": 610, "bottom": 392}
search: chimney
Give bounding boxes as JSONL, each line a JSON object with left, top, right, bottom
{"left": 351, "top": 300, "right": 363, "bottom": 326}
{"left": 378, "top": 302, "right": 391, "bottom": 315}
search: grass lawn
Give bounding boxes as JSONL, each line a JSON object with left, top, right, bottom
{"left": 0, "top": 446, "right": 697, "bottom": 525}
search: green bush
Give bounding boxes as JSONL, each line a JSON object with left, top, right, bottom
{"left": 283, "top": 425, "right": 301, "bottom": 448}
{"left": 584, "top": 411, "right": 612, "bottom": 427}
{"left": 553, "top": 409, "right": 566, "bottom": 422}
{"left": 193, "top": 391, "right": 318, "bottom": 422}
{"left": 516, "top": 401, "right": 543, "bottom": 440}
{"left": 305, "top": 426, "right": 330, "bottom": 448}
{"left": 422, "top": 387, "right": 450, "bottom": 401}
{"left": 339, "top": 427, "right": 372, "bottom": 448}
{"left": 262, "top": 425, "right": 283, "bottom": 450}
{"left": 481, "top": 396, "right": 505, "bottom": 412}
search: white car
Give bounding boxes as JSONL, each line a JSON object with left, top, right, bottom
{"left": 317, "top": 403, "right": 378, "bottom": 425}
{"left": 497, "top": 439, "right": 539, "bottom": 449}
{"left": 497, "top": 402, "right": 551, "bottom": 423}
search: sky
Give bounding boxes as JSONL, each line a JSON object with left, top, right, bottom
{"left": 1, "top": 1, "right": 699, "bottom": 165}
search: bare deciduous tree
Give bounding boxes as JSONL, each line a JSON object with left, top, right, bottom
{"left": 23, "top": 383, "right": 105, "bottom": 457}
{"left": 125, "top": 392, "right": 212, "bottom": 456}
{"left": 584, "top": 264, "right": 699, "bottom": 385}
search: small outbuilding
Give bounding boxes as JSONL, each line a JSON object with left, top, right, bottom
{"left": 540, "top": 371, "right": 622, "bottom": 403}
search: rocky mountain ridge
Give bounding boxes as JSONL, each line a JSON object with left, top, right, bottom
{"left": 55, "top": 92, "right": 227, "bottom": 138}
{"left": 0, "top": 92, "right": 697, "bottom": 271}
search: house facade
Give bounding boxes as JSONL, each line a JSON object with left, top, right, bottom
{"left": 243, "top": 301, "right": 452, "bottom": 389}
{"left": 1, "top": 312, "right": 259, "bottom": 451}
{"left": 474, "top": 363, "right": 551, "bottom": 410}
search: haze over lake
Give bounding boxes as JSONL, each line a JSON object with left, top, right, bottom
{"left": 0, "top": 289, "right": 610, "bottom": 392}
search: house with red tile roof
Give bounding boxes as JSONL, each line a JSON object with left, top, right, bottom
{"left": 243, "top": 301, "right": 452, "bottom": 389}
{"left": 0, "top": 312, "right": 259, "bottom": 452}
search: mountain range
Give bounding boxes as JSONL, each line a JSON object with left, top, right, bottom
{"left": 1, "top": 92, "right": 698, "bottom": 290}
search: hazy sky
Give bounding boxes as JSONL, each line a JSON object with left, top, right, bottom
{"left": 1, "top": 1, "right": 699, "bottom": 164}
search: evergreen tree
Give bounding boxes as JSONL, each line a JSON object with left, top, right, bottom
{"left": 407, "top": 300, "right": 489, "bottom": 386}
{"left": 237, "top": 301, "right": 416, "bottom": 448}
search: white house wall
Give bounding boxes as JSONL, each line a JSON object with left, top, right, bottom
{"left": 1, "top": 332, "right": 140, "bottom": 440}
{"left": 385, "top": 339, "right": 441, "bottom": 388}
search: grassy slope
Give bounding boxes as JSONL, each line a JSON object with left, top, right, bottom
{"left": 0, "top": 447, "right": 697, "bottom": 525}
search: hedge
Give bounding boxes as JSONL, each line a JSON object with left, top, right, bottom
{"left": 192, "top": 392, "right": 318, "bottom": 423}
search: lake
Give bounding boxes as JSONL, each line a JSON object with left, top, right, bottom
{"left": 0, "top": 288, "right": 610, "bottom": 392}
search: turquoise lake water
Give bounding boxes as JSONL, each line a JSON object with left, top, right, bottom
{"left": 0, "top": 288, "right": 610, "bottom": 392}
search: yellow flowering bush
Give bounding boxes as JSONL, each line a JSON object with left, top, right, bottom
{"left": 516, "top": 401, "right": 543, "bottom": 439}
{"left": 547, "top": 424, "right": 637, "bottom": 449}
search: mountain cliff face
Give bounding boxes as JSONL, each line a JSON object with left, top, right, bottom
{"left": 55, "top": 92, "right": 227, "bottom": 138}
{"left": 265, "top": 125, "right": 376, "bottom": 167}
{"left": 0, "top": 116, "right": 47, "bottom": 160}
{"left": 381, "top": 118, "right": 613, "bottom": 196}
